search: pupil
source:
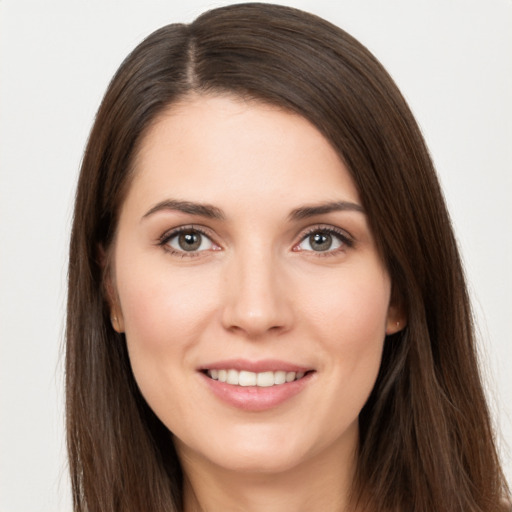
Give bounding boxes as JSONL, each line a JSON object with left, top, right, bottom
{"left": 310, "top": 232, "right": 332, "bottom": 251}
{"left": 178, "top": 232, "right": 201, "bottom": 251}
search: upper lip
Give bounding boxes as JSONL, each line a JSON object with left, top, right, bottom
{"left": 199, "top": 358, "right": 313, "bottom": 373}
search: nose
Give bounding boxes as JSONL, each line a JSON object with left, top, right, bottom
{"left": 221, "top": 248, "right": 294, "bottom": 338}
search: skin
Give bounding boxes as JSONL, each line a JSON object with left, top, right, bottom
{"left": 109, "top": 94, "right": 404, "bottom": 512}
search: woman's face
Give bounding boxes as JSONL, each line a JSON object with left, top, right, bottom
{"left": 110, "top": 94, "right": 402, "bottom": 476}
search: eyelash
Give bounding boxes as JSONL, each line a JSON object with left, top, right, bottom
{"left": 158, "top": 225, "right": 216, "bottom": 258}
{"left": 158, "top": 224, "right": 354, "bottom": 257}
{"left": 294, "top": 226, "right": 354, "bottom": 256}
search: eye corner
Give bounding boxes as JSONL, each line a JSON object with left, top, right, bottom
{"left": 157, "top": 225, "right": 221, "bottom": 257}
{"left": 294, "top": 225, "right": 355, "bottom": 255}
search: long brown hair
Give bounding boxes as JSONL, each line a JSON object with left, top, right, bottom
{"left": 66, "top": 3, "right": 510, "bottom": 511}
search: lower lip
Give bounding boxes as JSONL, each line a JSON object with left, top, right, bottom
{"left": 200, "top": 372, "right": 314, "bottom": 412}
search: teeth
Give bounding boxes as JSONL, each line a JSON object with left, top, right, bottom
{"left": 226, "top": 369, "right": 239, "bottom": 385}
{"left": 256, "top": 371, "right": 274, "bottom": 387}
{"left": 285, "top": 371, "right": 296, "bottom": 383}
{"left": 207, "top": 369, "right": 308, "bottom": 387}
{"left": 274, "top": 371, "right": 286, "bottom": 385}
{"left": 239, "top": 371, "right": 257, "bottom": 387}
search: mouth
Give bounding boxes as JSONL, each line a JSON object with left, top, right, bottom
{"left": 199, "top": 359, "right": 315, "bottom": 410}
{"left": 203, "top": 369, "right": 313, "bottom": 387}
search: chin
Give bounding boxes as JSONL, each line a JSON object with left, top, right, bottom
{"left": 180, "top": 424, "right": 328, "bottom": 476}
{"left": 211, "top": 446, "right": 307, "bottom": 475}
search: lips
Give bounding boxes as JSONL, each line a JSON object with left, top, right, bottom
{"left": 199, "top": 359, "right": 315, "bottom": 411}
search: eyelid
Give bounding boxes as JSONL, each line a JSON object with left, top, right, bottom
{"left": 158, "top": 225, "right": 221, "bottom": 255}
{"left": 293, "top": 224, "right": 355, "bottom": 253}
{"left": 157, "top": 223, "right": 354, "bottom": 257}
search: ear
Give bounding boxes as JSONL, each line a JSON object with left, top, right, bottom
{"left": 110, "top": 307, "right": 125, "bottom": 334}
{"left": 385, "top": 288, "right": 407, "bottom": 335}
{"left": 98, "top": 244, "right": 125, "bottom": 334}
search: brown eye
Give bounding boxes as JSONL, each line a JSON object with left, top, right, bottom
{"left": 166, "top": 230, "right": 214, "bottom": 253}
{"left": 178, "top": 232, "right": 202, "bottom": 251}
{"left": 296, "top": 229, "right": 349, "bottom": 253}
{"left": 309, "top": 232, "right": 333, "bottom": 251}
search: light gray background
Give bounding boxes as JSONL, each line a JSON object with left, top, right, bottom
{"left": 1, "top": 1, "right": 511, "bottom": 510}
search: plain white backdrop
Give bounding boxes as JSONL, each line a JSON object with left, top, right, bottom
{"left": 1, "top": 1, "right": 511, "bottom": 510}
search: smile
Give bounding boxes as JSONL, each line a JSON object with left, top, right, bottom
{"left": 206, "top": 369, "right": 306, "bottom": 387}
{"left": 200, "top": 360, "right": 315, "bottom": 411}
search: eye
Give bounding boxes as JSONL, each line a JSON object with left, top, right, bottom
{"left": 295, "top": 228, "right": 352, "bottom": 253}
{"left": 163, "top": 228, "right": 216, "bottom": 253}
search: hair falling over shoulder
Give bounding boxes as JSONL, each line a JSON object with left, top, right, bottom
{"left": 66, "top": 3, "right": 510, "bottom": 511}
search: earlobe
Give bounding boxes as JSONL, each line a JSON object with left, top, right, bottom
{"left": 385, "top": 304, "right": 407, "bottom": 335}
{"left": 110, "top": 312, "right": 125, "bottom": 333}
{"left": 98, "top": 243, "right": 125, "bottom": 333}
{"left": 106, "top": 282, "right": 125, "bottom": 333}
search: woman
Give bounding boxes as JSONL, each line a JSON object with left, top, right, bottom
{"left": 66, "top": 3, "right": 510, "bottom": 511}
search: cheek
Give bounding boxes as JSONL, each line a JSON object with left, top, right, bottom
{"left": 114, "top": 259, "right": 223, "bottom": 426}
{"left": 114, "top": 256, "right": 221, "bottom": 377}
{"left": 306, "top": 259, "right": 390, "bottom": 325}
{"left": 302, "top": 264, "right": 390, "bottom": 377}
{"left": 307, "top": 271, "right": 389, "bottom": 438}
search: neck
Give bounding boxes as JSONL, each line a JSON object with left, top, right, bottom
{"left": 179, "top": 430, "right": 360, "bottom": 512}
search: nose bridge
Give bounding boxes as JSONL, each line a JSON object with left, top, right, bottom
{"left": 222, "top": 242, "right": 292, "bottom": 336}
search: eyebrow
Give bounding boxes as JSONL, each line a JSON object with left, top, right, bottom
{"left": 142, "top": 198, "right": 364, "bottom": 222}
{"left": 142, "top": 199, "right": 225, "bottom": 220}
{"left": 288, "top": 201, "right": 365, "bottom": 221}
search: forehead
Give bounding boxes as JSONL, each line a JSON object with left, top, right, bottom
{"left": 125, "top": 93, "right": 360, "bottom": 218}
